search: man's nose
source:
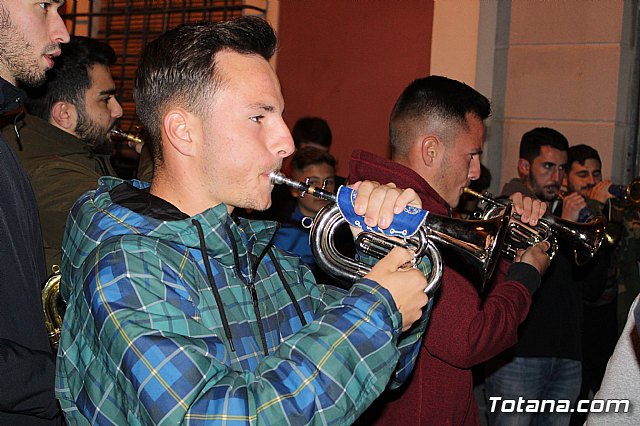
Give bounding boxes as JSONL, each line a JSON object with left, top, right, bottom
{"left": 111, "top": 98, "right": 124, "bottom": 119}
{"left": 49, "top": 13, "right": 70, "bottom": 45}
{"left": 274, "top": 119, "right": 295, "bottom": 159}
{"left": 468, "top": 157, "right": 481, "bottom": 181}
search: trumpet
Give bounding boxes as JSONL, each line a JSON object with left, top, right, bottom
{"left": 464, "top": 188, "right": 606, "bottom": 265}
{"left": 42, "top": 266, "right": 63, "bottom": 351}
{"left": 110, "top": 128, "right": 143, "bottom": 145}
{"left": 609, "top": 177, "right": 640, "bottom": 205}
{"left": 270, "top": 173, "right": 511, "bottom": 294}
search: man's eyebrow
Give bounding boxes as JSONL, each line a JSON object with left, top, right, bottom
{"left": 248, "top": 103, "right": 277, "bottom": 113}
{"left": 99, "top": 87, "right": 117, "bottom": 96}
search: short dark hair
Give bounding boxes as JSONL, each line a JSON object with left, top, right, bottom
{"left": 567, "top": 144, "right": 601, "bottom": 168}
{"left": 134, "top": 17, "right": 277, "bottom": 165}
{"left": 25, "top": 36, "right": 117, "bottom": 121}
{"left": 390, "top": 75, "right": 491, "bottom": 157}
{"left": 290, "top": 146, "right": 336, "bottom": 173}
{"left": 291, "top": 117, "right": 332, "bottom": 149}
{"left": 519, "top": 127, "right": 569, "bottom": 163}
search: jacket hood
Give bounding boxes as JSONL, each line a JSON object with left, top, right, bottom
{"left": 12, "top": 113, "right": 91, "bottom": 156}
{"left": 349, "top": 149, "right": 450, "bottom": 216}
{"left": 61, "top": 176, "right": 279, "bottom": 296}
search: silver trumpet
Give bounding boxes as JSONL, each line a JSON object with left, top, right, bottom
{"left": 464, "top": 188, "right": 606, "bottom": 265}
{"left": 270, "top": 173, "right": 512, "bottom": 294}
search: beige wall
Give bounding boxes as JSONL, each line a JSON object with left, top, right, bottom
{"left": 431, "top": 1, "right": 633, "bottom": 193}
{"left": 497, "top": 1, "right": 629, "bottom": 190}
{"left": 430, "top": 1, "right": 480, "bottom": 87}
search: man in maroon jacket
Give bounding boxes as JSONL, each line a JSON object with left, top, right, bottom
{"left": 353, "top": 75, "right": 551, "bottom": 425}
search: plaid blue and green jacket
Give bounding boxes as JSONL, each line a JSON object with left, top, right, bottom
{"left": 55, "top": 177, "right": 431, "bottom": 425}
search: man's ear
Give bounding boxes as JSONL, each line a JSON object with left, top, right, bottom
{"left": 517, "top": 158, "right": 531, "bottom": 177}
{"left": 420, "top": 135, "right": 440, "bottom": 167}
{"left": 163, "top": 108, "right": 199, "bottom": 157}
{"left": 50, "top": 101, "right": 77, "bottom": 133}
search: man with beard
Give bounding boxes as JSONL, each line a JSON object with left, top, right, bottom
{"left": 485, "top": 128, "right": 602, "bottom": 426}
{"left": 0, "top": 1, "right": 69, "bottom": 425}
{"left": 562, "top": 144, "right": 618, "bottom": 425}
{"left": 4, "top": 35, "right": 123, "bottom": 271}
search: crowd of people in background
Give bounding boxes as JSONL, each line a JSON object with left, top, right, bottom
{"left": 1, "top": 5, "right": 640, "bottom": 426}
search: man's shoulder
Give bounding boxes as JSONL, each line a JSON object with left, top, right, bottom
{"left": 500, "top": 178, "right": 533, "bottom": 197}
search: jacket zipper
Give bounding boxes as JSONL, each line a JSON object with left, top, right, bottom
{"left": 225, "top": 222, "right": 270, "bottom": 356}
{"left": 248, "top": 280, "right": 269, "bottom": 356}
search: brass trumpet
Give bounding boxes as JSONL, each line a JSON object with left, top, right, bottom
{"left": 270, "top": 173, "right": 511, "bottom": 294}
{"left": 42, "top": 266, "right": 63, "bottom": 351}
{"left": 609, "top": 177, "right": 640, "bottom": 204}
{"left": 109, "top": 128, "right": 143, "bottom": 145}
{"left": 464, "top": 188, "right": 606, "bottom": 265}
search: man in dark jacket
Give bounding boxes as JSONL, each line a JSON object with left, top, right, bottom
{"left": 0, "top": 1, "right": 69, "bottom": 424}
{"left": 3, "top": 36, "right": 124, "bottom": 271}
{"left": 485, "top": 128, "right": 601, "bottom": 425}
{"left": 353, "top": 75, "right": 551, "bottom": 425}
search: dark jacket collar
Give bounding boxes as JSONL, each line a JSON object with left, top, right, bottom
{"left": 0, "top": 76, "right": 24, "bottom": 114}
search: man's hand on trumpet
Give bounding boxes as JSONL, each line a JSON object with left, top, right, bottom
{"left": 508, "top": 192, "right": 547, "bottom": 226}
{"left": 560, "top": 191, "right": 588, "bottom": 222}
{"left": 588, "top": 180, "right": 615, "bottom": 204}
{"left": 508, "top": 192, "right": 552, "bottom": 275}
{"left": 366, "top": 246, "right": 429, "bottom": 331}
{"left": 350, "top": 180, "right": 422, "bottom": 229}
{"left": 348, "top": 180, "right": 429, "bottom": 331}
{"left": 514, "top": 241, "right": 552, "bottom": 276}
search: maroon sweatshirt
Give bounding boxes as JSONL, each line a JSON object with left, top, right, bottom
{"left": 351, "top": 150, "right": 540, "bottom": 426}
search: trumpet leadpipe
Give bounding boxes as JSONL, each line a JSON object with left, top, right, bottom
{"left": 110, "top": 128, "right": 143, "bottom": 145}
{"left": 269, "top": 172, "right": 337, "bottom": 202}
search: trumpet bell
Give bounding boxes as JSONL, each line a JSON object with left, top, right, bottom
{"left": 550, "top": 214, "right": 606, "bottom": 265}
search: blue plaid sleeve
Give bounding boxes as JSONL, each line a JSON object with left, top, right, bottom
{"left": 314, "top": 254, "right": 433, "bottom": 390}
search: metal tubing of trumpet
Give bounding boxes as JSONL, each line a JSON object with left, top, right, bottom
{"left": 270, "top": 172, "right": 447, "bottom": 293}
{"left": 269, "top": 172, "right": 336, "bottom": 202}
{"left": 463, "top": 187, "right": 605, "bottom": 265}
{"left": 110, "top": 128, "right": 143, "bottom": 145}
{"left": 269, "top": 174, "right": 512, "bottom": 294}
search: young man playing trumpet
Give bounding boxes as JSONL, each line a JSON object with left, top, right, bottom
{"left": 3, "top": 36, "right": 124, "bottom": 270}
{"left": 350, "top": 75, "right": 551, "bottom": 425}
{"left": 563, "top": 144, "right": 618, "bottom": 425}
{"left": 55, "top": 17, "right": 433, "bottom": 425}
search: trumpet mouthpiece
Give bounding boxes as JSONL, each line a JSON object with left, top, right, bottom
{"left": 269, "top": 172, "right": 286, "bottom": 185}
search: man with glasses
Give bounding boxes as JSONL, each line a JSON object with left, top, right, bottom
{"left": 272, "top": 146, "right": 355, "bottom": 286}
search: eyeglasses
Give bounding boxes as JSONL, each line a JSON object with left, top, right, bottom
{"left": 305, "top": 177, "right": 336, "bottom": 190}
